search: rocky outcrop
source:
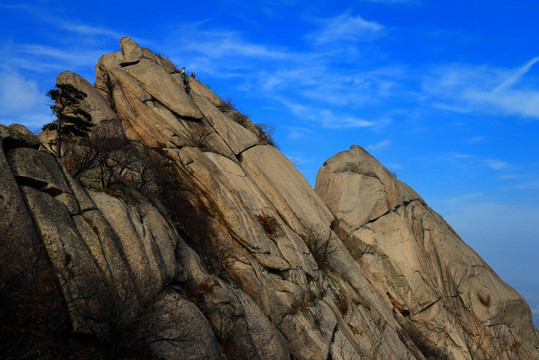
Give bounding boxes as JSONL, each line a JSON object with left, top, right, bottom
{"left": 1, "top": 37, "right": 538, "bottom": 359}
{"left": 316, "top": 145, "right": 539, "bottom": 359}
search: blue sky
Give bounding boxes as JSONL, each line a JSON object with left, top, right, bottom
{"left": 1, "top": 0, "right": 538, "bottom": 326}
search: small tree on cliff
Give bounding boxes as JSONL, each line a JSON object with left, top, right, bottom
{"left": 43, "top": 83, "right": 94, "bottom": 158}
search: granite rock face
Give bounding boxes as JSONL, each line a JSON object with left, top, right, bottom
{"left": 316, "top": 145, "right": 539, "bottom": 359}
{"left": 1, "top": 37, "right": 538, "bottom": 359}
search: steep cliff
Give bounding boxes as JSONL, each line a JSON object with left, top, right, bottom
{"left": 1, "top": 37, "right": 537, "bottom": 359}
{"left": 316, "top": 145, "right": 539, "bottom": 359}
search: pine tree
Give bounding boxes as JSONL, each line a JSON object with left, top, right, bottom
{"left": 43, "top": 83, "right": 94, "bottom": 158}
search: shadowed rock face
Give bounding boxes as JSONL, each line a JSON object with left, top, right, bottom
{"left": 2, "top": 37, "right": 538, "bottom": 359}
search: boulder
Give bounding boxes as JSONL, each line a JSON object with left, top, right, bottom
{"left": 0, "top": 123, "right": 40, "bottom": 149}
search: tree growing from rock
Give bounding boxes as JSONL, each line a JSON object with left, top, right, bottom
{"left": 43, "top": 83, "right": 94, "bottom": 158}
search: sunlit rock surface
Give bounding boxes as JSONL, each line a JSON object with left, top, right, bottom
{"left": 1, "top": 37, "right": 538, "bottom": 359}
{"left": 316, "top": 145, "right": 539, "bottom": 359}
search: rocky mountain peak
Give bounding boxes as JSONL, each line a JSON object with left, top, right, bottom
{"left": 1, "top": 37, "right": 538, "bottom": 359}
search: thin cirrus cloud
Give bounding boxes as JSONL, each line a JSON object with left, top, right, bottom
{"left": 1, "top": 44, "right": 107, "bottom": 73}
{"left": 286, "top": 126, "right": 312, "bottom": 140}
{"left": 256, "top": 64, "right": 402, "bottom": 111}
{"left": 516, "top": 181, "right": 539, "bottom": 190}
{"left": 281, "top": 99, "right": 375, "bottom": 129}
{"left": 168, "top": 25, "right": 293, "bottom": 61}
{"left": 56, "top": 21, "right": 125, "bottom": 39}
{"left": 11, "top": 44, "right": 103, "bottom": 63}
{"left": 424, "top": 57, "right": 539, "bottom": 119}
{"left": 486, "top": 159, "right": 510, "bottom": 170}
{"left": 8, "top": 3, "right": 125, "bottom": 41}
{"left": 307, "top": 13, "right": 384, "bottom": 45}
{"left": 367, "top": 139, "right": 391, "bottom": 151}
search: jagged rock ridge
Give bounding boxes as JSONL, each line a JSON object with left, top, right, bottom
{"left": 1, "top": 37, "right": 537, "bottom": 359}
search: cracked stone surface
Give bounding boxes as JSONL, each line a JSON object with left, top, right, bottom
{"left": 2, "top": 36, "right": 538, "bottom": 360}
{"left": 315, "top": 144, "right": 539, "bottom": 360}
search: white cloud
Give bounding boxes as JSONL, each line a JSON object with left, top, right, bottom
{"left": 308, "top": 13, "right": 384, "bottom": 45}
{"left": 486, "top": 159, "right": 510, "bottom": 170}
{"left": 285, "top": 152, "right": 314, "bottom": 166}
{"left": 424, "top": 57, "right": 539, "bottom": 119}
{"left": 0, "top": 43, "right": 107, "bottom": 74}
{"left": 466, "top": 87, "right": 539, "bottom": 119}
{"left": 0, "top": 68, "right": 45, "bottom": 112}
{"left": 256, "top": 65, "right": 403, "bottom": 113}
{"left": 451, "top": 152, "right": 472, "bottom": 159}
{"left": 448, "top": 193, "right": 484, "bottom": 203}
{"left": 286, "top": 126, "right": 311, "bottom": 139}
{"left": 367, "top": 139, "right": 391, "bottom": 150}
{"left": 516, "top": 181, "right": 539, "bottom": 190}
{"left": 57, "top": 21, "right": 124, "bottom": 39}
{"left": 170, "top": 27, "right": 291, "bottom": 61}
{"left": 493, "top": 57, "right": 539, "bottom": 92}
{"left": 282, "top": 100, "right": 375, "bottom": 129}
{"left": 498, "top": 174, "right": 522, "bottom": 180}
{"left": 340, "top": 116, "right": 375, "bottom": 128}
{"left": 387, "top": 163, "right": 403, "bottom": 170}
{"left": 0, "top": 68, "right": 50, "bottom": 129}
{"left": 9, "top": 5, "right": 125, "bottom": 40}
{"left": 13, "top": 44, "right": 104, "bottom": 65}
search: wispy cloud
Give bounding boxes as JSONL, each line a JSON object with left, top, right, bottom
{"left": 387, "top": 163, "right": 403, "bottom": 170}
{"left": 307, "top": 13, "right": 384, "bottom": 45}
{"left": 444, "top": 152, "right": 472, "bottom": 160}
{"left": 169, "top": 26, "right": 292, "bottom": 61}
{"left": 0, "top": 67, "right": 50, "bottom": 129}
{"left": 282, "top": 99, "right": 375, "bottom": 129}
{"left": 367, "top": 139, "right": 391, "bottom": 150}
{"left": 493, "top": 57, "right": 539, "bottom": 92}
{"left": 448, "top": 193, "right": 484, "bottom": 203}
{"left": 486, "top": 159, "right": 510, "bottom": 170}
{"left": 56, "top": 21, "right": 124, "bottom": 39}
{"left": 516, "top": 181, "right": 539, "bottom": 190}
{"left": 0, "top": 43, "right": 107, "bottom": 73}
{"left": 254, "top": 64, "right": 404, "bottom": 113}
{"left": 285, "top": 152, "right": 314, "bottom": 166}
{"left": 286, "top": 126, "right": 312, "bottom": 139}
{"left": 0, "top": 3, "right": 29, "bottom": 9}
{"left": 0, "top": 67, "right": 46, "bottom": 112}
{"left": 424, "top": 57, "right": 539, "bottom": 119}
{"left": 6, "top": 3, "right": 125, "bottom": 41}
{"left": 12, "top": 44, "right": 103, "bottom": 63}
{"left": 498, "top": 174, "right": 522, "bottom": 180}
